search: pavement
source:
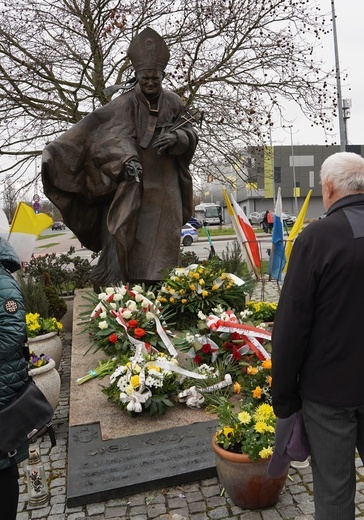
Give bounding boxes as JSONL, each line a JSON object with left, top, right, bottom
{"left": 15, "top": 233, "right": 363, "bottom": 519}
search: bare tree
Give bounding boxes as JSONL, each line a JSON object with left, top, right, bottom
{"left": 3, "top": 176, "right": 18, "bottom": 221}
{"left": 0, "top": 0, "right": 336, "bottom": 187}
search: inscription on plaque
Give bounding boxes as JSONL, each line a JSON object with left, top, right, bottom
{"left": 67, "top": 420, "right": 218, "bottom": 507}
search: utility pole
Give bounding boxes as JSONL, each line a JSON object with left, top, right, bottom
{"left": 331, "top": 0, "right": 346, "bottom": 151}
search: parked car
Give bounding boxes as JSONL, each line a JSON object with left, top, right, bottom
{"left": 188, "top": 216, "right": 203, "bottom": 229}
{"left": 181, "top": 223, "right": 198, "bottom": 246}
{"left": 281, "top": 212, "right": 296, "bottom": 226}
{"left": 248, "top": 212, "right": 264, "bottom": 226}
{"left": 52, "top": 221, "right": 66, "bottom": 230}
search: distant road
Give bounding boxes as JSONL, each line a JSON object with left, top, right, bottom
{"left": 35, "top": 227, "right": 276, "bottom": 263}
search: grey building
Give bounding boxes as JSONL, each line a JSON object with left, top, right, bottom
{"left": 198, "top": 144, "right": 364, "bottom": 222}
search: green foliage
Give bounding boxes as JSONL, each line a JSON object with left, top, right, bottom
{"left": 42, "top": 271, "right": 67, "bottom": 321}
{"left": 17, "top": 274, "right": 49, "bottom": 317}
{"left": 23, "top": 247, "right": 96, "bottom": 295}
{"left": 179, "top": 248, "right": 200, "bottom": 267}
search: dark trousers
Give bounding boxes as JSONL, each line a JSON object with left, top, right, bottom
{"left": 302, "top": 399, "right": 364, "bottom": 520}
{"left": 0, "top": 464, "right": 20, "bottom": 520}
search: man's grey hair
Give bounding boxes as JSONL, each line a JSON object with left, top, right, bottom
{"left": 320, "top": 152, "right": 364, "bottom": 194}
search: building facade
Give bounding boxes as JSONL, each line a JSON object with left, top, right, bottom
{"left": 199, "top": 144, "right": 364, "bottom": 222}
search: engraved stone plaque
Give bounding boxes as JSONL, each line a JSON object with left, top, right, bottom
{"left": 67, "top": 420, "right": 218, "bottom": 507}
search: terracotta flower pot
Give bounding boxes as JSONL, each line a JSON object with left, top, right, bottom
{"left": 28, "top": 331, "right": 63, "bottom": 370}
{"left": 211, "top": 437, "right": 288, "bottom": 510}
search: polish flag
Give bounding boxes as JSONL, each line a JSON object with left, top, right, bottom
{"left": 230, "top": 194, "right": 261, "bottom": 269}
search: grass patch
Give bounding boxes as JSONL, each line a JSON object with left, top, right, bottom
{"left": 35, "top": 242, "right": 60, "bottom": 249}
{"left": 198, "top": 226, "right": 265, "bottom": 237}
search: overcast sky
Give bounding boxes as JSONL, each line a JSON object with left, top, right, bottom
{"left": 273, "top": 0, "right": 363, "bottom": 148}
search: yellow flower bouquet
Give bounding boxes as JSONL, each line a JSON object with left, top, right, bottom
{"left": 212, "top": 398, "right": 276, "bottom": 462}
{"left": 157, "top": 263, "right": 247, "bottom": 329}
{"left": 26, "top": 313, "right": 63, "bottom": 338}
{"left": 209, "top": 358, "right": 276, "bottom": 461}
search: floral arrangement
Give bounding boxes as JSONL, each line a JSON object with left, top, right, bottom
{"left": 28, "top": 351, "right": 51, "bottom": 369}
{"left": 209, "top": 355, "right": 275, "bottom": 462}
{"left": 83, "top": 285, "right": 173, "bottom": 357}
{"left": 242, "top": 358, "right": 272, "bottom": 405}
{"left": 157, "top": 264, "right": 247, "bottom": 329}
{"left": 26, "top": 313, "right": 63, "bottom": 338}
{"left": 173, "top": 305, "right": 272, "bottom": 374}
{"left": 213, "top": 398, "right": 276, "bottom": 461}
{"left": 102, "top": 349, "right": 180, "bottom": 415}
{"left": 242, "top": 301, "right": 278, "bottom": 324}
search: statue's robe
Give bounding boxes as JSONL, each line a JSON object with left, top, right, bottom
{"left": 42, "top": 85, "right": 198, "bottom": 286}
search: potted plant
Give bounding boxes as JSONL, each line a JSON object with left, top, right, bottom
{"left": 26, "top": 313, "right": 63, "bottom": 370}
{"left": 209, "top": 358, "right": 288, "bottom": 510}
{"left": 28, "top": 352, "right": 61, "bottom": 411}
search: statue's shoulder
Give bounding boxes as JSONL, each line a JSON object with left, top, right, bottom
{"left": 162, "top": 88, "right": 184, "bottom": 105}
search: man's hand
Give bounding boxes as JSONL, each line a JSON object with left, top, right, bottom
{"left": 153, "top": 132, "right": 178, "bottom": 154}
{"left": 125, "top": 159, "right": 142, "bottom": 182}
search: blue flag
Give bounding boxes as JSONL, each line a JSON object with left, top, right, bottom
{"left": 269, "top": 188, "right": 286, "bottom": 281}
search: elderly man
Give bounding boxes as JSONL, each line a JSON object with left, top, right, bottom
{"left": 42, "top": 28, "right": 198, "bottom": 287}
{"left": 272, "top": 151, "right": 364, "bottom": 519}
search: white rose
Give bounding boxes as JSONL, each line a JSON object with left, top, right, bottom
{"left": 126, "top": 300, "right": 137, "bottom": 310}
{"left": 98, "top": 292, "right": 107, "bottom": 300}
{"left": 105, "top": 287, "right": 115, "bottom": 295}
{"left": 121, "top": 310, "right": 132, "bottom": 319}
{"left": 98, "top": 321, "right": 108, "bottom": 330}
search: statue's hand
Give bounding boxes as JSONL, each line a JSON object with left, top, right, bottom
{"left": 153, "top": 132, "right": 178, "bottom": 154}
{"left": 125, "top": 159, "right": 142, "bottom": 182}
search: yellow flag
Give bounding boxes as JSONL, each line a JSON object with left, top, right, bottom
{"left": 8, "top": 202, "right": 53, "bottom": 262}
{"left": 284, "top": 190, "right": 312, "bottom": 270}
{"left": 9, "top": 202, "right": 53, "bottom": 235}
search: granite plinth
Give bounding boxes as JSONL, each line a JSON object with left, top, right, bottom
{"left": 67, "top": 420, "right": 218, "bottom": 506}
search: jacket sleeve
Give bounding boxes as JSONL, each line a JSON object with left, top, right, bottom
{"left": 271, "top": 237, "right": 317, "bottom": 418}
{"left": 0, "top": 267, "right": 26, "bottom": 360}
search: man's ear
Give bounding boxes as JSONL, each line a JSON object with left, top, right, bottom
{"left": 325, "top": 180, "right": 335, "bottom": 199}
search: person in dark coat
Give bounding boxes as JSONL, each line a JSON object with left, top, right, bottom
{"left": 271, "top": 152, "right": 364, "bottom": 518}
{"left": 0, "top": 238, "right": 29, "bottom": 519}
{"left": 41, "top": 28, "right": 198, "bottom": 288}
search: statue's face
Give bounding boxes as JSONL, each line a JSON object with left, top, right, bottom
{"left": 137, "top": 70, "right": 163, "bottom": 97}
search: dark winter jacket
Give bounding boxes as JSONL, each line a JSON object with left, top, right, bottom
{"left": 0, "top": 237, "right": 29, "bottom": 468}
{"left": 272, "top": 194, "right": 364, "bottom": 418}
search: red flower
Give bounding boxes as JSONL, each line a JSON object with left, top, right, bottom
{"left": 231, "top": 332, "right": 244, "bottom": 340}
{"left": 108, "top": 333, "right": 118, "bottom": 344}
{"left": 193, "top": 355, "right": 204, "bottom": 364}
{"left": 134, "top": 328, "right": 146, "bottom": 338}
{"left": 201, "top": 343, "right": 211, "bottom": 354}
{"left": 232, "top": 346, "right": 242, "bottom": 361}
{"left": 222, "top": 341, "right": 234, "bottom": 351}
{"left": 127, "top": 319, "right": 138, "bottom": 328}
